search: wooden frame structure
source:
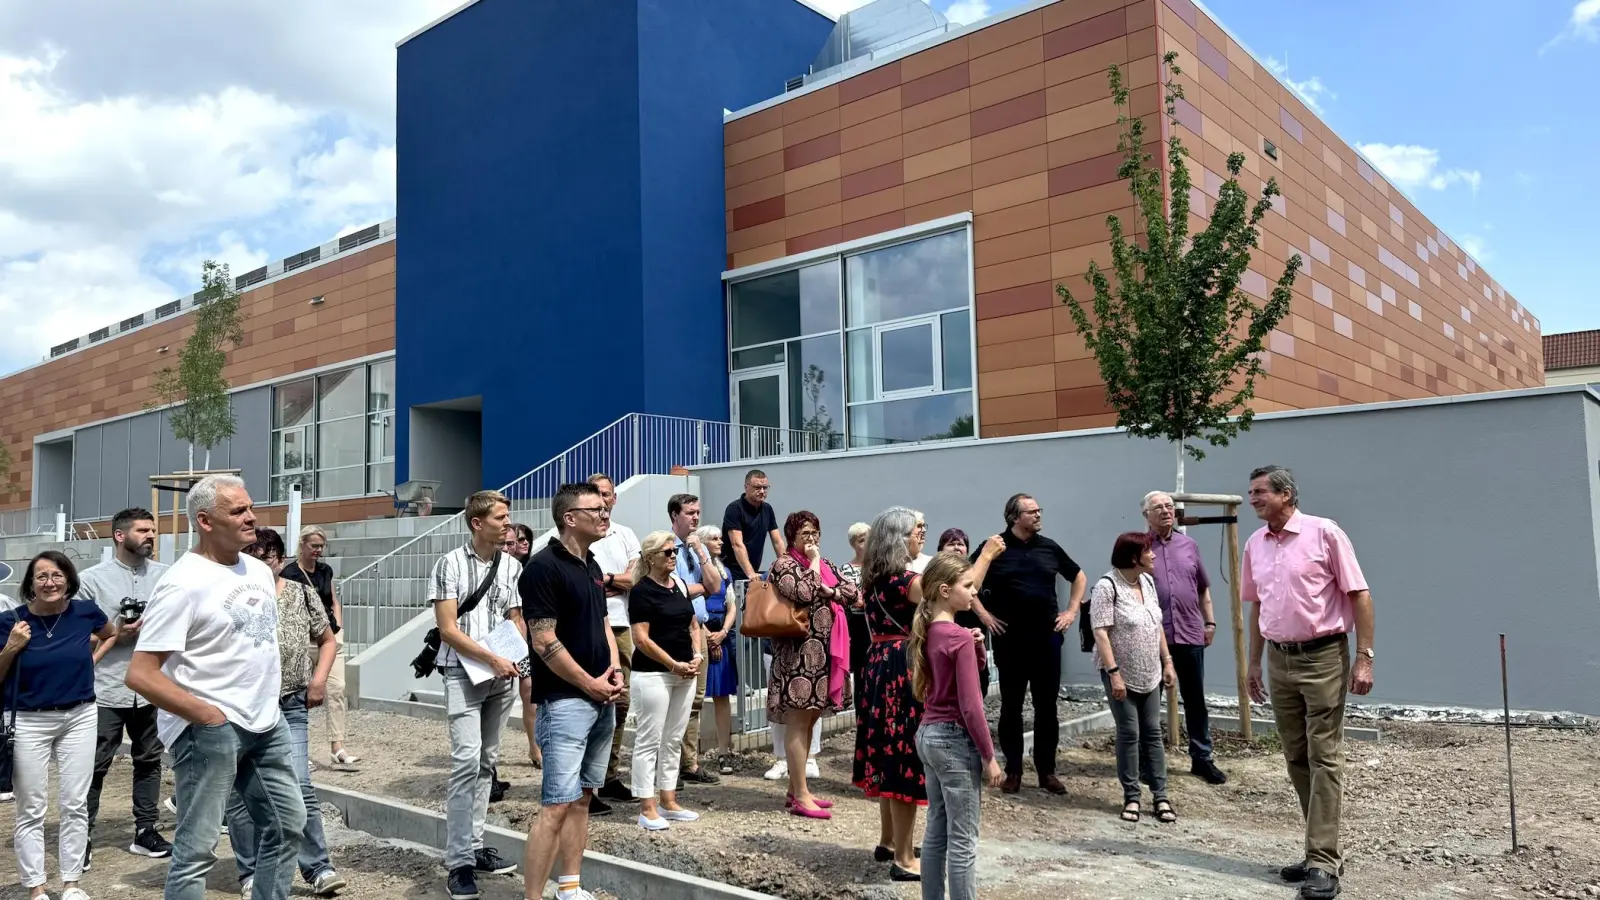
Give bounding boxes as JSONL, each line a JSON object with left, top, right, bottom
{"left": 148, "top": 470, "right": 241, "bottom": 562}
{"left": 1168, "top": 491, "right": 1253, "bottom": 742}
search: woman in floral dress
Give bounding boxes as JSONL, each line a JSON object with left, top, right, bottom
{"left": 767, "top": 511, "right": 858, "bottom": 818}
{"left": 853, "top": 506, "right": 927, "bottom": 883}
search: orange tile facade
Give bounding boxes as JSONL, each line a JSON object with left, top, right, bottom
{"left": 0, "top": 240, "right": 397, "bottom": 524}
{"left": 723, "top": 0, "right": 1542, "bottom": 440}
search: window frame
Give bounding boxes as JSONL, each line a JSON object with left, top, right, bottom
{"left": 268, "top": 359, "right": 397, "bottom": 503}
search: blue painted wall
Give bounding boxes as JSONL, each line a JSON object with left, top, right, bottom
{"left": 397, "top": 0, "right": 830, "bottom": 490}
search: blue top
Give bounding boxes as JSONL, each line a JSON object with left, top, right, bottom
{"left": 0, "top": 600, "right": 109, "bottom": 711}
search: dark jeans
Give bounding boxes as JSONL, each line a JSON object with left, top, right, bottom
{"left": 227, "top": 692, "right": 333, "bottom": 884}
{"left": 1169, "top": 644, "right": 1213, "bottom": 763}
{"left": 1101, "top": 671, "right": 1168, "bottom": 803}
{"left": 993, "top": 626, "right": 1060, "bottom": 777}
{"left": 88, "top": 704, "right": 164, "bottom": 833}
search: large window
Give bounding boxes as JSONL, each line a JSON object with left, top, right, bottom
{"left": 726, "top": 226, "right": 974, "bottom": 453}
{"left": 269, "top": 358, "right": 396, "bottom": 501}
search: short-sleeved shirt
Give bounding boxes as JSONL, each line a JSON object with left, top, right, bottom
{"left": 281, "top": 560, "right": 336, "bottom": 631}
{"left": 426, "top": 546, "right": 523, "bottom": 669}
{"left": 973, "top": 530, "right": 1082, "bottom": 625}
{"left": 1148, "top": 529, "right": 1211, "bottom": 646}
{"left": 536, "top": 524, "right": 640, "bottom": 626}
{"left": 520, "top": 537, "right": 610, "bottom": 703}
{"left": 78, "top": 557, "right": 169, "bottom": 708}
{"left": 136, "top": 552, "right": 282, "bottom": 749}
{"left": 1089, "top": 572, "right": 1164, "bottom": 694}
{"left": 1242, "top": 511, "right": 1369, "bottom": 643}
{"left": 720, "top": 497, "right": 778, "bottom": 575}
{"left": 673, "top": 534, "right": 711, "bottom": 622}
{"left": 274, "top": 581, "right": 330, "bottom": 695}
{"left": 628, "top": 576, "right": 696, "bottom": 674}
{"left": 0, "top": 600, "right": 108, "bottom": 710}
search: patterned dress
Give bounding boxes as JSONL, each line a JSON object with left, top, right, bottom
{"left": 852, "top": 570, "right": 927, "bottom": 804}
{"left": 767, "top": 555, "right": 859, "bottom": 723}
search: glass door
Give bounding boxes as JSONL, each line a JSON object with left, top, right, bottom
{"left": 732, "top": 366, "right": 787, "bottom": 459}
{"left": 273, "top": 425, "right": 311, "bottom": 500}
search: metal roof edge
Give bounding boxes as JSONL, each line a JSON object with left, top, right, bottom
{"left": 397, "top": 0, "right": 486, "bottom": 48}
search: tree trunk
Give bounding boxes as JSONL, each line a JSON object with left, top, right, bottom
{"left": 1175, "top": 440, "right": 1187, "bottom": 535}
{"left": 203, "top": 448, "right": 211, "bottom": 471}
{"left": 187, "top": 442, "right": 194, "bottom": 475}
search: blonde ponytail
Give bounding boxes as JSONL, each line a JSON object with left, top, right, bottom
{"left": 910, "top": 551, "right": 973, "bottom": 703}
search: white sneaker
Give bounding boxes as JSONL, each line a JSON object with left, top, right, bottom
{"left": 63, "top": 888, "right": 91, "bottom": 900}
{"left": 312, "top": 869, "right": 347, "bottom": 896}
{"left": 762, "top": 760, "right": 788, "bottom": 781}
{"left": 240, "top": 875, "right": 253, "bottom": 898}
{"left": 637, "top": 814, "right": 670, "bottom": 831}
{"left": 165, "top": 797, "right": 178, "bottom": 814}
{"left": 659, "top": 807, "right": 699, "bottom": 822}
{"left": 805, "top": 759, "right": 820, "bottom": 779}
{"left": 0, "top": 791, "right": 12, "bottom": 802}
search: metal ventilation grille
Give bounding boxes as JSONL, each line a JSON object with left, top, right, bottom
{"left": 338, "top": 224, "right": 382, "bottom": 253}
{"left": 119, "top": 314, "right": 145, "bottom": 332}
{"left": 87, "top": 327, "right": 110, "bottom": 343}
{"left": 283, "top": 247, "right": 321, "bottom": 272}
{"left": 51, "top": 339, "right": 80, "bottom": 357}
{"left": 785, "top": 75, "right": 806, "bottom": 92}
{"left": 155, "top": 301, "right": 182, "bottom": 319}
{"left": 235, "top": 267, "right": 268, "bottom": 290}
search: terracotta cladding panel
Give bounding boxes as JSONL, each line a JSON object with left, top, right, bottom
{"left": 970, "top": 64, "right": 1046, "bottom": 112}
{"left": 973, "top": 144, "right": 1049, "bottom": 190}
{"left": 841, "top": 161, "right": 904, "bottom": 200}
{"left": 1048, "top": 151, "right": 1123, "bottom": 195}
{"left": 839, "top": 88, "right": 902, "bottom": 132}
{"left": 970, "top": 91, "right": 1046, "bottom": 139}
{"left": 730, "top": 195, "right": 786, "bottom": 231}
{"left": 902, "top": 63, "right": 971, "bottom": 108}
{"left": 976, "top": 281, "right": 1056, "bottom": 319}
{"left": 1043, "top": 9, "right": 1128, "bottom": 60}
{"left": 783, "top": 108, "right": 839, "bottom": 148}
{"left": 784, "top": 132, "right": 841, "bottom": 171}
{"left": 837, "top": 61, "right": 901, "bottom": 106}
{"left": 904, "top": 192, "right": 975, "bottom": 227}
{"left": 902, "top": 89, "right": 971, "bottom": 132}
{"left": 841, "top": 210, "right": 906, "bottom": 242}
{"left": 1044, "top": 0, "right": 1125, "bottom": 31}
{"left": 972, "top": 118, "right": 1048, "bottom": 163}
{"left": 782, "top": 85, "right": 838, "bottom": 125}
{"left": 900, "top": 35, "right": 970, "bottom": 81}
{"left": 725, "top": 106, "right": 783, "bottom": 145}
{"left": 903, "top": 115, "right": 971, "bottom": 157}
{"left": 967, "top": 10, "right": 1043, "bottom": 59}
{"left": 841, "top": 136, "right": 904, "bottom": 177}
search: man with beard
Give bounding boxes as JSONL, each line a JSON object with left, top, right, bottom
{"left": 80, "top": 507, "right": 174, "bottom": 866}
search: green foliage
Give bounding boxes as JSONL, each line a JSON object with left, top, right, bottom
{"left": 146, "top": 261, "right": 245, "bottom": 459}
{"left": 1057, "top": 52, "right": 1301, "bottom": 461}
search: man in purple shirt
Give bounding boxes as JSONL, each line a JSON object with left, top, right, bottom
{"left": 1142, "top": 491, "right": 1226, "bottom": 785}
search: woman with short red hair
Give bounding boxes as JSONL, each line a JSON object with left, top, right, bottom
{"left": 1089, "top": 531, "right": 1178, "bottom": 824}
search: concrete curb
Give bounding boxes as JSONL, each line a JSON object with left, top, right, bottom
{"left": 1210, "top": 714, "right": 1382, "bottom": 742}
{"left": 1020, "top": 709, "right": 1115, "bottom": 756}
{"left": 314, "top": 783, "right": 779, "bottom": 900}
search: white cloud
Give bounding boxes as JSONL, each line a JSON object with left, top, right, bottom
{"left": 943, "top": 1, "right": 992, "bottom": 25}
{"left": 1264, "top": 57, "right": 1334, "bottom": 114}
{"left": 1354, "top": 143, "right": 1483, "bottom": 193}
{"left": 1458, "top": 233, "right": 1490, "bottom": 263}
{"left": 1544, "top": 0, "right": 1600, "bottom": 48}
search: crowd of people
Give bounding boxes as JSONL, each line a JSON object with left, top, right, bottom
{"left": 0, "top": 461, "right": 1376, "bottom": 900}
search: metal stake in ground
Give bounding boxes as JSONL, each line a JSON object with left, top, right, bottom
{"left": 1500, "top": 632, "right": 1519, "bottom": 852}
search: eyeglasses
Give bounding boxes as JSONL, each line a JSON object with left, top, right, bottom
{"left": 304, "top": 543, "right": 326, "bottom": 552}
{"left": 33, "top": 572, "right": 67, "bottom": 584}
{"left": 662, "top": 547, "right": 680, "bottom": 557}
{"left": 796, "top": 529, "right": 819, "bottom": 539}
{"left": 570, "top": 507, "right": 611, "bottom": 518}
{"left": 1019, "top": 508, "right": 1044, "bottom": 517}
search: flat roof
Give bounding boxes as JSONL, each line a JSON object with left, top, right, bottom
{"left": 398, "top": 0, "right": 838, "bottom": 48}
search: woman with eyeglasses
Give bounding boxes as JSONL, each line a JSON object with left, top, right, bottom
{"left": 627, "top": 531, "right": 703, "bottom": 830}
{"left": 225, "top": 527, "right": 346, "bottom": 897}
{"left": 767, "top": 511, "right": 858, "bottom": 819}
{"left": 853, "top": 507, "right": 930, "bottom": 882}
{"left": 282, "top": 525, "right": 358, "bottom": 767}
{"left": 1, "top": 550, "right": 115, "bottom": 900}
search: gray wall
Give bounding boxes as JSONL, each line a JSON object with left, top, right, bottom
{"left": 35, "top": 440, "right": 73, "bottom": 514}
{"left": 695, "top": 387, "right": 1600, "bottom": 715}
{"left": 409, "top": 407, "right": 483, "bottom": 507}
{"left": 65, "top": 388, "right": 271, "bottom": 519}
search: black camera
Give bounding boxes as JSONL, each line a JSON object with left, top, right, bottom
{"left": 120, "top": 597, "right": 146, "bottom": 623}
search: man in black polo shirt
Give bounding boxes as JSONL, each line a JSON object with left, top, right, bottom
{"left": 519, "top": 482, "right": 625, "bottom": 900}
{"left": 975, "top": 492, "right": 1086, "bottom": 795}
{"left": 720, "top": 468, "right": 784, "bottom": 581}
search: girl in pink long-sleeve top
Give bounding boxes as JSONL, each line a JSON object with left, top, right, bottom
{"left": 909, "top": 554, "right": 1003, "bottom": 900}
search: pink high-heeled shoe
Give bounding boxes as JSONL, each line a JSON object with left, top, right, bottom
{"left": 786, "top": 792, "right": 834, "bottom": 809}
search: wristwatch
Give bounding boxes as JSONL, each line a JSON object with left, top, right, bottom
{"left": 1358, "top": 647, "right": 1375, "bottom": 660}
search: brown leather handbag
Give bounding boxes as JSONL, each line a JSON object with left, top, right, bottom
{"left": 740, "top": 577, "right": 809, "bottom": 639}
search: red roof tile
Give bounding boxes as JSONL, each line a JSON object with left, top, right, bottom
{"left": 1544, "top": 330, "right": 1600, "bottom": 370}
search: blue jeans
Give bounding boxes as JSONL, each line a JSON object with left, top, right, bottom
{"left": 227, "top": 692, "right": 332, "bottom": 884}
{"left": 916, "top": 722, "right": 983, "bottom": 900}
{"left": 536, "top": 696, "right": 615, "bottom": 806}
{"left": 166, "top": 717, "right": 305, "bottom": 900}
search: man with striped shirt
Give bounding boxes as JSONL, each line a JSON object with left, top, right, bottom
{"left": 429, "top": 490, "right": 525, "bottom": 900}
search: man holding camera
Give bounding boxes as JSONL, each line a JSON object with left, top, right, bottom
{"left": 81, "top": 507, "right": 174, "bottom": 864}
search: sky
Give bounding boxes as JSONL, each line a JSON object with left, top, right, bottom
{"left": 0, "top": 0, "right": 1593, "bottom": 376}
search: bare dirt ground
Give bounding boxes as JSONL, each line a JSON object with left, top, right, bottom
{"left": 301, "top": 707, "right": 1600, "bottom": 900}
{"left": 0, "top": 765, "right": 609, "bottom": 900}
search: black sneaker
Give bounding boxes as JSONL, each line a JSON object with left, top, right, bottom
{"left": 83, "top": 839, "right": 92, "bottom": 872}
{"left": 131, "top": 827, "right": 174, "bottom": 858}
{"left": 1191, "top": 759, "right": 1228, "bottom": 785}
{"left": 447, "top": 865, "right": 479, "bottom": 900}
{"left": 489, "top": 779, "right": 509, "bottom": 803}
{"left": 682, "top": 767, "right": 721, "bottom": 785}
{"left": 598, "top": 778, "right": 632, "bottom": 802}
{"left": 587, "top": 796, "right": 614, "bottom": 817}
{"left": 473, "top": 846, "right": 516, "bottom": 875}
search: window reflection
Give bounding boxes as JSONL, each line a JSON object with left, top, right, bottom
{"left": 846, "top": 231, "right": 967, "bottom": 326}
{"left": 729, "top": 260, "right": 840, "bottom": 347}
{"left": 848, "top": 392, "right": 974, "bottom": 449}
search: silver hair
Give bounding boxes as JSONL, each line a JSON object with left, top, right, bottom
{"left": 863, "top": 506, "right": 918, "bottom": 585}
{"left": 187, "top": 474, "right": 246, "bottom": 530}
{"left": 1141, "top": 491, "right": 1173, "bottom": 513}
{"left": 299, "top": 524, "right": 327, "bottom": 542}
{"left": 1249, "top": 465, "right": 1299, "bottom": 505}
{"left": 847, "top": 522, "right": 870, "bottom": 544}
{"left": 694, "top": 525, "right": 728, "bottom": 580}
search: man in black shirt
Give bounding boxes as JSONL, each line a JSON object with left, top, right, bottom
{"left": 519, "top": 482, "right": 625, "bottom": 900}
{"left": 719, "top": 469, "right": 784, "bottom": 581}
{"left": 975, "top": 492, "right": 1087, "bottom": 795}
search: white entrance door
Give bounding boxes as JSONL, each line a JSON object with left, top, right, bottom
{"left": 731, "top": 366, "right": 788, "bottom": 459}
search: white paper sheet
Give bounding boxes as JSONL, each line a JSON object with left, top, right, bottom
{"left": 459, "top": 619, "right": 529, "bottom": 685}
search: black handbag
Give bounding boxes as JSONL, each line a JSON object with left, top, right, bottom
{"left": 0, "top": 664, "right": 16, "bottom": 759}
{"left": 1079, "top": 575, "right": 1116, "bottom": 653}
{"left": 411, "top": 552, "right": 502, "bottom": 678}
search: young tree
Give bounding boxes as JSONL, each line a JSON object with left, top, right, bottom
{"left": 1058, "top": 53, "right": 1301, "bottom": 493}
{"left": 147, "top": 261, "right": 245, "bottom": 473}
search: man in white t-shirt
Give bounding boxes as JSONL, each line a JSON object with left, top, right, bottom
{"left": 126, "top": 475, "right": 305, "bottom": 900}
{"left": 537, "top": 473, "right": 638, "bottom": 814}
{"left": 429, "top": 490, "right": 525, "bottom": 900}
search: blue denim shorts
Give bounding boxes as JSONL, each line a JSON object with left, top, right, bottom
{"left": 535, "top": 697, "right": 616, "bottom": 806}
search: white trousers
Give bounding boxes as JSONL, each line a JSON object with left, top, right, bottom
{"left": 764, "top": 654, "right": 822, "bottom": 760}
{"left": 629, "top": 671, "right": 696, "bottom": 799}
{"left": 13, "top": 703, "right": 97, "bottom": 889}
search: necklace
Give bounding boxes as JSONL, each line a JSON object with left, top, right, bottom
{"left": 31, "top": 606, "right": 65, "bottom": 639}
{"left": 1116, "top": 570, "right": 1141, "bottom": 588}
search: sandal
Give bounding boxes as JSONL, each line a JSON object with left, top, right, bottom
{"left": 1155, "top": 799, "right": 1177, "bottom": 823}
{"left": 1120, "top": 801, "right": 1141, "bottom": 822}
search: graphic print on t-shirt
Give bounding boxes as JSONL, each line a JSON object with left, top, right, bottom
{"left": 225, "top": 580, "right": 279, "bottom": 647}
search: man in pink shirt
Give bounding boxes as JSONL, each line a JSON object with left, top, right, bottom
{"left": 1242, "top": 465, "right": 1375, "bottom": 900}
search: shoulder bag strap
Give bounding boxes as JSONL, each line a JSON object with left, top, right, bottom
{"left": 457, "top": 551, "right": 502, "bottom": 620}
